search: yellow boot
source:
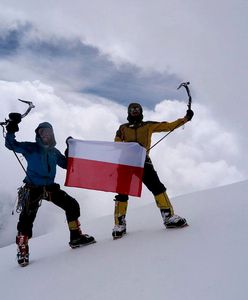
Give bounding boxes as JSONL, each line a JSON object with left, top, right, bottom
{"left": 154, "top": 192, "right": 187, "bottom": 228}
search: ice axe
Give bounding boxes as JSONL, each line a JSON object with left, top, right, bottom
{"left": 148, "top": 82, "right": 192, "bottom": 152}
{"left": 0, "top": 99, "right": 35, "bottom": 126}
{"left": 177, "top": 81, "right": 192, "bottom": 110}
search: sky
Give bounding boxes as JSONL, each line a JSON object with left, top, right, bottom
{"left": 0, "top": 1, "right": 247, "bottom": 243}
{"left": 0, "top": 180, "right": 248, "bottom": 300}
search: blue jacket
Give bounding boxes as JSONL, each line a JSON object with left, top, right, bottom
{"left": 5, "top": 131, "right": 67, "bottom": 186}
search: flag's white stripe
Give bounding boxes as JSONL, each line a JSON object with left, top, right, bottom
{"left": 68, "top": 139, "right": 146, "bottom": 167}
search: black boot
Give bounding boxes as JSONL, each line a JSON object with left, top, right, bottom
{"left": 69, "top": 229, "right": 95, "bottom": 248}
{"left": 68, "top": 220, "right": 96, "bottom": 248}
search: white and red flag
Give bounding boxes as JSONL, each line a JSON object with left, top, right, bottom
{"left": 65, "top": 139, "right": 146, "bottom": 197}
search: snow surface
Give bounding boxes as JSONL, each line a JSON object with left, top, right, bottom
{"left": 0, "top": 180, "right": 248, "bottom": 300}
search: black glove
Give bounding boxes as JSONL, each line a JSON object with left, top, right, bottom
{"left": 6, "top": 113, "right": 22, "bottom": 133}
{"left": 64, "top": 136, "right": 73, "bottom": 158}
{"left": 185, "top": 109, "right": 194, "bottom": 121}
{"left": 9, "top": 113, "right": 22, "bottom": 123}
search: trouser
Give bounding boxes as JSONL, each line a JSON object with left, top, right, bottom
{"left": 17, "top": 183, "right": 80, "bottom": 239}
{"left": 114, "top": 157, "right": 174, "bottom": 225}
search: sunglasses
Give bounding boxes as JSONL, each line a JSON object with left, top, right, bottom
{"left": 130, "top": 106, "right": 141, "bottom": 113}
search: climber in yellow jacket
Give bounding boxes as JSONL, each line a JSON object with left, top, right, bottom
{"left": 112, "top": 102, "right": 194, "bottom": 239}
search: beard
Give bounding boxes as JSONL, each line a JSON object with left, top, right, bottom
{"left": 127, "top": 113, "right": 143, "bottom": 124}
{"left": 41, "top": 135, "right": 55, "bottom": 146}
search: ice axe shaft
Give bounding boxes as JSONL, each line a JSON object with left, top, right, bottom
{"left": 0, "top": 99, "right": 35, "bottom": 198}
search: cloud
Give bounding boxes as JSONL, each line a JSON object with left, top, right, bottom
{"left": 0, "top": 22, "right": 185, "bottom": 109}
{"left": 1, "top": 1, "right": 247, "bottom": 143}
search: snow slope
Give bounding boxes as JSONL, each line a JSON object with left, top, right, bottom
{"left": 0, "top": 180, "right": 248, "bottom": 300}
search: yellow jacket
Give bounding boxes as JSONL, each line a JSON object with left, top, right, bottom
{"left": 115, "top": 118, "right": 187, "bottom": 153}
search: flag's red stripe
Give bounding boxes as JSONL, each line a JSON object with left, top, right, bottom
{"left": 65, "top": 157, "right": 144, "bottom": 197}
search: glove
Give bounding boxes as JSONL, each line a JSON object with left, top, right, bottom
{"left": 6, "top": 121, "right": 19, "bottom": 133}
{"left": 185, "top": 109, "right": 194, "bottom": 121}
{"left": 9, "top": 113, "right": 22, "bottom": 123}
{"left": 64, "top": 136, "right": 73, "bottom": 158}
{"left": 6, "top": 113, "right": 22, "bottom": 133}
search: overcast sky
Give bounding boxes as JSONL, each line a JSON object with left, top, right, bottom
{"left": 0, "top": 0, "right": 247, "bottom": 228}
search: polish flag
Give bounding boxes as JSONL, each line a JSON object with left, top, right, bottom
{"left": 65, "top": 139, "right": 146, "bottom": 197}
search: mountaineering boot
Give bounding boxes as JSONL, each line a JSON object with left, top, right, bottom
{"left": 154, "top": 192, "right": 187, "bottom": 228}
{"left": 68, "top": 220, "right": 96, "bottom": 248}
{"left": 112, "top": 216, "right": 126, "bottom": 240}
{"left": 16, "top": 234, "right": 29, "bottom": 267}
{"left": 112, "top": 200, "right": 128, "bottom": 239}
{"left": 160, "top": 209, "right": 188, "bottom": 228}
{"left": 69, "top": 234, "right": 96, "bottom": 248}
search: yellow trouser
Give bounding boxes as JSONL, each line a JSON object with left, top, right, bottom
{"left": 114, "top": 201, "right": 128, "bottom": 225}
{"left": 154, "top": 192, "right": 174, "bottom": 215}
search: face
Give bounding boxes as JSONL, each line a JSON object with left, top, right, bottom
{"left": 38, "top": 127, "right": 54, "bottom": 145}
{"left": 129, "top": 104, "right": 141, "bottom": 117}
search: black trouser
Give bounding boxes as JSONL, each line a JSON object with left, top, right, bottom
{"left": 17, "top": 183, "right": 80, "bottom": 238}
{"left": 115, "top": 156, "right": 166, "bottom": 202}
